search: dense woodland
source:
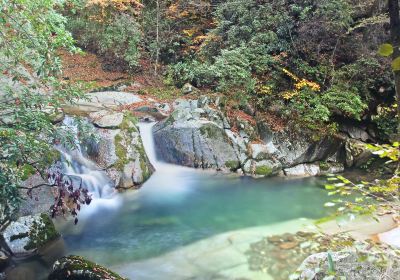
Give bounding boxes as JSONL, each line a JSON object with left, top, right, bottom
{"left": 0, "top": 0, "right": 400, "bottom": 279}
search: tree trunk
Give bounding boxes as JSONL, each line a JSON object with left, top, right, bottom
{"left": 388, "top": 0, "right": 400, "bottom": 138}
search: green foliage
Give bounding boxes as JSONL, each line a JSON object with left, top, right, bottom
{"left": 321, "top": 86, "right": 367, "bottom": 120}
{"left": 65, "top": 0, "right": 141, "bottom": 70}
{"left": 0, "top": 0, "right": 85, "bottom": 225}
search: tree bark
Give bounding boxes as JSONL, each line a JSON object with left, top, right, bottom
{"left": 388, "top": 0, "right": 400, "bottom": 138}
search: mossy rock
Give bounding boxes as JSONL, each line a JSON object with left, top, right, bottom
{"left": 24, "top": 213, "right": 59, "bottom": 250}
{"left": 255, "top": 166, "right": 273, "bottom": 176}
{"left": 48, "top": 255, "right": 127, "bottom": 280}
{"left": 3, "top": 213, "right": 59, "bottom": 257}
{"left": 225, "top": 160, "right": 240, "bottom": 171}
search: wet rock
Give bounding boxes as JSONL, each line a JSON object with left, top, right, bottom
{"left": 296, "top": 250, "right": 400, "bottom": 280}
{"left": 283, "top": 162, "right": 344, "bottom": 177}
{"left": 48, "top": 255, "right": 126, "bottom": 280}
{"left": 2, "top": 213, "right": 59, "bottom": 258}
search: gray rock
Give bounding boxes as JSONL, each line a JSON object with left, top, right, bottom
{"left": 345, "top": 139, "right": 373, "bottom": 168}
{"left": 257, "top": 122, "right": 345, "bottom": 168}
{"left": 2, "top": 214, "right": 59, "bottom": 258}
{"left": 181, "top": 83, "right": 196, "bottom": 94}
{"left": 89, "top": 110, "right": 124, "bottom": 128}
{"left": 340, "top": 124, "right": 372, "bottom": 142}
{"left": 154, "top": 117, "right": 240, "bottom": 171}
{"left": 296, "top": 250, "right": 400, "bottom": 280}
{"left": 284, "top": 164, "right": 320, "bottom": 177}
{"left": 84, "top": 113, "right": 154, "bottom": 189}
{"left": 48, "top": 255, "right": 126, "bottom": 280}
{"left": 283, "top": 162, "right": 344, "bottom": 177}
{"left": 65, "top": 91, "right": 143, "bottom": 115}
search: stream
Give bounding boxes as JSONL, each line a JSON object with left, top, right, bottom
{"left": 6, "top": 122, "right": 333, "bottom": 280}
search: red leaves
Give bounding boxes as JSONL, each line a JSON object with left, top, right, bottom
{"left": 47, "top": 164, "right": 92, "bottom": 224}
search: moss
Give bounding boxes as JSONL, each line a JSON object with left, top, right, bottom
{"left": 24, "top": 213, "right": 59, "bottom": 250}
{"left": 118, "top": 111, "right": 138, "bottom": 133}
{"left": 48, "top": 255, "right": 126, "bottom": 280}
{"left": 200, "top": 124, "right": 220, "bottom": 139}
{"left": 319, "top": 161, "right": 330, "bottom": 171}
{"left": 225, "top": 160, "right": 240, "bottom": 171}
{"left": 114, "top": 134, "right": 129, "bottom": 171}
{"left": 21, "top": 164, "right": 36, "bottom": 180}
{"left": 255, "top": 166, "right": 273, "bottom": 176}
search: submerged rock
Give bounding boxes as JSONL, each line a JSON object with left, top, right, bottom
{"left": 2, "top": 213, "right": 59, "bottom": 258}
{"left": 48, "top": 255, "right": 126, "bottom": 280}
{"left": 296, "top": 250, "right": 400, "bottom": 280}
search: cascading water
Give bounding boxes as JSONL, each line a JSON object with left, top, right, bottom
{"left": 57, "top": 116, "right": 119, "bottom": 211}
{"left": 137, "top": 122, "right": 199, "bottom": 201}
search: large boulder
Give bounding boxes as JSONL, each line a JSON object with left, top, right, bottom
{"left": 2, "top": 214, "right": 59, "bottom": 258}
{"left": 296, "top": 250, "right": 400, "bottom": 280}
{"left": 257, "top": 122, "right": 346, "bottom": 169}
{"left": 48, "top": 255, "right": 126, "bottom": 280}
{"left": 153, "top": 100, "right": 243, "bottom": 171}
{"left": 153, "top": 96, "right": 351, "bottom": 177}
{"left": 85, "top": 111, "right": 154, "bottom": 189}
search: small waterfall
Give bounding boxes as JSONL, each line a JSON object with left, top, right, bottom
{"left": 137, "top": 122, "right": 198, "bottom": 201}
{"left": 58, "top": 116, "right": 115, "bottom": 200}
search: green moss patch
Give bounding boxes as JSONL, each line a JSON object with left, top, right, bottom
{"left": 225, "top": 160, "right": 240, "bottom": 171}
{"left": 255, "top": 166, "right": 273, "bottom": 176}
{"left": 24, "top": 213, "right": 59, "bottom": 250}
{"left": 48, "top": 255, "right": 127, "bottom": 280}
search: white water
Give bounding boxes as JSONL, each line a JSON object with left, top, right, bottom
{"left": 57, "top": 117, "right": 121, "bottom": 213}
{"left": 137, "top": 122, "right": 202, "bottom": 202}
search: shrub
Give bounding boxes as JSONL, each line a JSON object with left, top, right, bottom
{"left": 66, "top": 0, "right": 142, "bottom": 71}
{"left": 321, "top": 86, "right": 367, "bottom": 120}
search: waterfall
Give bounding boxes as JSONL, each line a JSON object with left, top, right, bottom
{"left": 58, "top": 116, "right": 116, "bottom": 201}
{"left": 137, "top": 122, "right": 198, "bottom": 201}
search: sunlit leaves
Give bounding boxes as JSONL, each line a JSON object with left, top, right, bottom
{"left": 378, "top": 44, "right": 394, "bottom": 57}
{"left": 392, "top": 57, "right": 400, "bottom": 71}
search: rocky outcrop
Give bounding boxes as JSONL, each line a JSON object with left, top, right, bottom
{"left": 85, "top": 111, "right": 154, "bottom": 189}
{"left": 48, "top": 255, "right": 126, "bottom": 280}
{"left": 152, "top": 96, "right": 367, "bottom": 177}
{"left": 296, "top": 250, "right": 400, "bottom": 280}
{"left": 2, "top": 214, "right": 59, "bottom": 258}
{"left": 64, "top": 91, "right": 143, "bottom": 115}
{"left": 153, "top": 99, "right": 243, "bottom": 172}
